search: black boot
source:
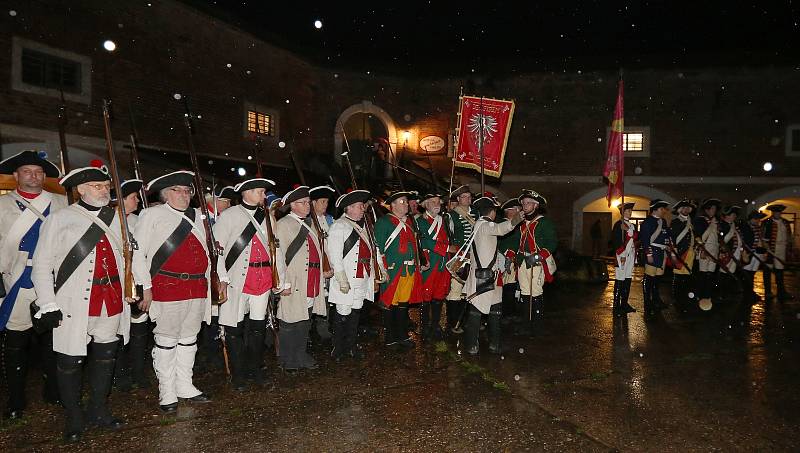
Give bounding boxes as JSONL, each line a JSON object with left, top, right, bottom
{"left": 653, "top": 276, "right": 668, "bottom": 310}
{"left": 420, "top": 302, "right": 432, "bottom": 341}
{"left": 430, "top": 300, "right": 444, "bottom": 340}
{"left": 395, "top": 303, "right": 414, "bottom": 349}
{"left": 113, "top": 339, "right": 132, "bottom": 393}
{"left": 446, "top": 299, "right": 464, "bottom": 334}
{"left": 345, "top": 309, "right": 364, "bottom": 359}
{"left": 2, "top": 329, "right": 31, "bottom": 419}
{"left": 621, "top": 278, "right": 636, "bottom": 313}
{"left": 331, "top": 311, "right": 348, "bottom": 361}
{"left": 56, "top": 353, "right": 85, "bottom": 442}
{"left": 247, "top": 319, "right": 267, "bottom": 383}
{"left": 642, "top": 276, "right": 656, "bottom": 321}
{"left": 86, "top": 341, "right": 124, "bottom": 429}
{"left": 742, "top": 271, "right": 758, "bottom": 304}
{"left": 225, "top": 323, "right": 247, "bottom": 391}
{"left": 40, "top": 331, "right": 61, "bottom": 405}
{"left": 515, "top": 295, "right": 535, "bottom": 336}
{"left": 611, "top": 280, "right": 622, "bottom": 316}
{"left": 383, "top": 307, "right": 397, "bottom": 348}
{"left": 463, "top": 306, "right": 481, "bottom": 355}
{"left": 129, "top": 321, "right": 151, "bottom": 388}
{"left": 776, "top": 270, "right": 793, "bottom": 300}
{"left": 763, "top": 269, "right": 773, "bottom": 299}
{"left": 488, "top": 305, "right": 502, "bottom": 354}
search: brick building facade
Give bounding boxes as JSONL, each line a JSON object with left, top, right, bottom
{"left": 2, "top": 0, "right": 798, "bottom": 255}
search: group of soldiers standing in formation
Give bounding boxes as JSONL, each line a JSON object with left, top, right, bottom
{"left": 0, "top": 150, "right": 559, "bottom": 442}
{"left": 611, "top": 197, "right": 793, "bottom": 320}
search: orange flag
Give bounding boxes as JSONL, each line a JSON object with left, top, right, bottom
{"left": 603, "top": 79, "right": 624, "bottom": 207}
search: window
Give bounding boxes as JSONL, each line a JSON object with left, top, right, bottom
{"left": 242, "top": 102, "right": 279, "bottom": 139}
{"left": 21, "top": 48, "right": 82, "bottom": 93}
{"left": 607, "top": 126, "right": 651, "bottom": 157}
{"left": 11, "top": 37, "right": 92, "bottom": 103}
{"left": 786, "top": 124, "right": 800, "bottom": 156}
{"left": 247, "top": 110, "right": 274, "bottom": 136}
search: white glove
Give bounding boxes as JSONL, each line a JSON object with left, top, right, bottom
{"left": 335, "top": 271, "right": 350, "bottom": 294}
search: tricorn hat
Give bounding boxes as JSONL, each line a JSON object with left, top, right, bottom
{"left": 721, "top": 205, "right": 742, "bottom": 216}
{"left": 146, "top": 170, "right": 195, "bottom": 193}
{"left": 449, "top": 184, "right": 471, "bottom": 199}
{"left": 0, "top": 150, "right": 61, "bottom": 178}
{"left": 672, "top": 198, "right": 696, "bottom": 212}
{"left": 112, "top": 178, "right": 143, "bottom": 201}
{"left": 472, "top": 196, "right": 499, "bottom": 213}
{"left": 649, "top": 199, "right": 670, "bottom": 211}
{"left": 518, "top": 189, "right": 546, "bottom": 206}
{"left": 618, "top": 202, "right": 636, "bottom": 212}
{"left": 280, "top": 184, "right": 310, "bottom": 211}
{"left": 385, "top": 190, "right": 412, "bottom": 205}
{"left": 60, "top": 160, "right": 111, "bottom": 189}
{"left": 766, "top": 204, "right": 786, "bottom": 212}
{"left": 336, "top": 189, "right": 371, "bottom": 209}
{"left": 500, "top": 198, "right": 521, "bottom": 210}
{"left": 701, "top": 198, "right": 722, "bottom": 210}
{"left": 309, "top": 185, "right": 336, "bottom": 200}
{"left": 234, "top": 178, "right": 275, "bottom": 193}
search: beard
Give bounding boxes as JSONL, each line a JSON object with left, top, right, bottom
{"left": 83, "top": 193, "right": 110, "bottom": 207}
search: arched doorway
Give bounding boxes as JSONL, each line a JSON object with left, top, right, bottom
{"left": 572, "top": 184, "right": 675, "bottom": 254}
{"left": 334, "top": 101, "right": 399, "bottom": 188}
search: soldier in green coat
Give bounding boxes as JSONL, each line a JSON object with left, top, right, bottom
{"left": 517, "top": 190, "right": 557, "bottom": 335}
{"left": 416, "top": 193, "right": 452, "bottom": 340}
{"left": 498, "top": 198, "right": 522, "bottom": 319}
{"left": 374, "top": 191, "right": 424, "bottom": 349}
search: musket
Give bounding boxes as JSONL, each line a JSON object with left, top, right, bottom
{"left": 694, "top": 240, "right": 734, "bottom": 275}
{"left": 180, "top": 96, "right": 226, "bottom": 304}
{"left": 339, "top": 123, "right": 388, "bottom": 284}
{"left": 57, "top": 89, "right": 74, "bottom": 203}
{"left": 101, "top": 99, "right": 138, "bottom": 302}
{"left": 287, "top": 144, "right": 332, "bottom": 275}
{"left": 742, "top": 243, "right": 768, "bottom": 266}
{"left": 254, "top": 136, "right": 281, "bottom": 288}
{"left": 127, "top": 105, "right": 149, "bottom": 209}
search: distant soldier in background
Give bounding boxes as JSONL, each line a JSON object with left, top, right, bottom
{"left": 693, "top": 198, "right": 721, "bottom": 307}
{"left": 639, "top": 199, "right": 671, "bottom": 321}
{"left": 740, "top": 211, "right": 767, "bottom": 303}
{"left": 445, "top": 185, "right": 474, "bottom": 333}
{"left": 761, "top": 204, "right": 793, "bottom": 301}
{"left": 611, "top": 202, "right": 637, "bottom": 317}
{"left": 670, "top": 199, "right": 696, "bottom": 314}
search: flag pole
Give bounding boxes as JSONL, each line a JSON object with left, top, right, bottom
{"left": 479, "top": 96, "right": 485, "bottom": 195}
{"left": 619, "top": 68, "right": 625, "bottom": 206}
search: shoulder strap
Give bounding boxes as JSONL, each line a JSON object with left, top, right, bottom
{"left": 342, "top": 227, "right": 361, "bottom": 258}
{"left": 9, "top": 192, "right": 48, "bottom": 222}
{"left": 384, "top": 216, "right": 406, "bottom": 250}
{"left": 149, "top": 209, "right": 196, "bottom": 278}
{"left": 284, "top": 221, "right": 310, "bottom": 266}
{"left": 54, "top": 207, "right": 115, "bottom": 293}
{"left": 225, "top": 208, "right": 266, "bottom": 271}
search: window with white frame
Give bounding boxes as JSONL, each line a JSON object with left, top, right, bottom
{"left": 607, "top": 126, "right": 651, "bottom": 157}
{"left": 242, "top": 102, "right": 279, "bottom": 139}
{"left": 11, "top": 37, "right": 92, "bottom": 104}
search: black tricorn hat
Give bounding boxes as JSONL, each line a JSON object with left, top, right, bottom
{"left": 500, "top": 198, "right": 521, "bottom": 210}
{"left": 234, "top": 178, "right": 275, "bottom": 193}
{"left": 420, "top": 193, "right": 442, "bottom": 203}
{"left": 280, "top": 185, "right": 310, "bottom": 211}
{"left": 113, "top": 179, "right": 143, "bottom": 201}
{"left": 518, "top": 189, "right": 546, "bottom": 206}
{"left": 748, "top": 211, "right": 767, "bottom": 220}
{"left": 335, "top": 189, "right": 371, "bottom": 209}
{"left": 215, "top": 185, "right": 237, "bottom": 199}
{"left": 766, "top": 204, "right": 786, "bottom": 212}
{"left": 59, "top": 164, "right": 111, "bottom": 189}
{"left": 701, "top": 198, "right": 722, "bottom": 210}
{"left": 385, "top": 190, "right": 412, "bottom": 205}
{"left": 0, "top": 150, "right": 61, "bottom": 178}
{"left": 722, "top": 205, "right": 742, "bottom": 216}
{"left": 649, "top": 199, "right": 670, "bottom": 211}
{"left": 450, "top": 184, "right": 471, "bottom": 199}
{"left": 146, "top": 170, "right": 195, "bottom": 193}
{"left": 618, "top": 202, "right": 636, "bottom": 212}
{"left": 672, "top": 198, "right": 696, "bottom": 212}
{"left": 309, "top": 185, "right": 336, "bottom": 200}
{"left": 472, "top": 196, "right": 499, "bottom": 212}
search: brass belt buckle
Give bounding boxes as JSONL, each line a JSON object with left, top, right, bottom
{"left": 179, "top": 272, "right": 190, "bottom": 280}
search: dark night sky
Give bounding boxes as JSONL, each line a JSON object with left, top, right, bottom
{"left": 186, "top": 1, "right": 798, "bottom": 76}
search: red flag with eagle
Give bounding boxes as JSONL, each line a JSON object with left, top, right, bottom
{"left": 455, "top": 95, "right": 515, "bottom": 178}
{"left": 603, "top": 80, "right": 624, "bottom": 207}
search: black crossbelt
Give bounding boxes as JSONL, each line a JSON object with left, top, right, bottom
{"left": 54, "top": 207, "right": 115, "bottom": 294}
{"left": 342, "top": 228, "right": 361, "bottom": 258}
{"left": 225, "top": 208, "right": 266, "bottom": 271}
{"left": 284, "top": 218, "right": 311, "bottom": 266}
{"left": 149, "top": 209, "right": 196, "bottom": 278}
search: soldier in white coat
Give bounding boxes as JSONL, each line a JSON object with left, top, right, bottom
{"left": 693, "top": 198, "right": 721, "bottom": 305}
{"left": 462, "top": 197, "right": 522, "bottom": 355}
{"left": 611, "top": 202, "right": 637, "bottom": 316}
{"left": 133, "top": 171, "right": 212, "bottom": 413}
{"left": 0, "top": 150, "right": 66, "bottom": 419}
{"left": 309, "top": 185, "right": 335, "bottom": 343}
{"left": 327, "top": 190, "right": 376, "bottom": 361}
{"left": 274, "top": 185, "right": 327, "bottom": 371}
{"left": 31, "top": 164, "right": 131, "bottom": 442}
{"left": 214, "top": 178, "right": 284, "bottom": 389}
{"left": 111, "top": 179, "right": 151, "bottom": 391}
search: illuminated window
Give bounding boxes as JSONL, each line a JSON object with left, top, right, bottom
{"left": 247, "top": 110, "right": 274, "bottom": 136}
{"left": 623, "top": 132, "right": 643, "bottom": 152}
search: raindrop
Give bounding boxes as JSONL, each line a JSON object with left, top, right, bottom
{"left": 226, "top": 63, "right": 232, "bottom": 68}
{"left": 237, "top": 167, "right": 246, "bottom": 176}
{"left": 763, "top": 162, "right": 773, "bottom": 172}
{"left": 285, "top": 99, "right": 290, "bottom": 104}
{"left": 514, "top": 375, "right": 521, "bottom": 381}
{"left": 246, "top": 70, "right": 252, "bottom": 75}
{"left": 196, "top": 115, "right": 202, "bottom": 119}
{"left": 173, "top": 93, "right": 182, "bottom": 100}
{"left": 247, "top": 155, "right": 253, "bottom": 160}
{"left": 278, "top": 141, "right": 286, "bottom": 149}
{"left": 103, "top": 40, "right": 116, "bottom": 52}
{"left": 744, "top": 199, "right": 749, "bottom": 203}
{"left": 9, "top": 10, "right": 17, "bottom": 16}
{"left": 634, "top": 166, "right": 642, "bottom": 175}
{"left": 500, "top": 356, "right": 505, "bottom": 360}
{"left": 596, "top": 137, "right": 602, "bottom": 142}
{"left": 518, "top": 348, "right": 524, "bottom": 354}
{"left": 314, "top": 19, "right": 323, "bottom": 29}
{"left": 688, "top": 292, "right": 695, "bottom": 299}
{"left": 639, "top": 353, "right": 644, "bottom": 357}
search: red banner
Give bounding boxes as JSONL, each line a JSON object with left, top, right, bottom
{"left": 455, "top": 96, "right": 515, "bottom": 178}
{"left": 603, "top": 80, "right": 624, "bottom": 207}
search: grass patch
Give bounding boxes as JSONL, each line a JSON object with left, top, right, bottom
{"left": 0, "top": 417, "right": 27, "bottom": 432}
{"left": 159, "top": 416, "right": 177, "bottom": 426}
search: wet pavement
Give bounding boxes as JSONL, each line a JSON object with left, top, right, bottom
{"left": 1, "top": 266, "right": 798, "bottom": 452}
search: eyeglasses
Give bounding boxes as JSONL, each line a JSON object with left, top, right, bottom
{"left": 169, "top": 187, "right": 195, "bottom": 196}
{"left": 85, "top": 183, "right": 112, "bottom": 191}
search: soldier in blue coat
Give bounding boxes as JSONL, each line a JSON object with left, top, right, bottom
{"left": 639, "top": 199, "right": 671, "bottom": 321}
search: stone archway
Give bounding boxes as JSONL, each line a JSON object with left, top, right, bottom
{"left": 571, "top": 184, "right": 676, "bottom": 251}
{"left": 333, "top": 101, "right": 398, "bottom": 163}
